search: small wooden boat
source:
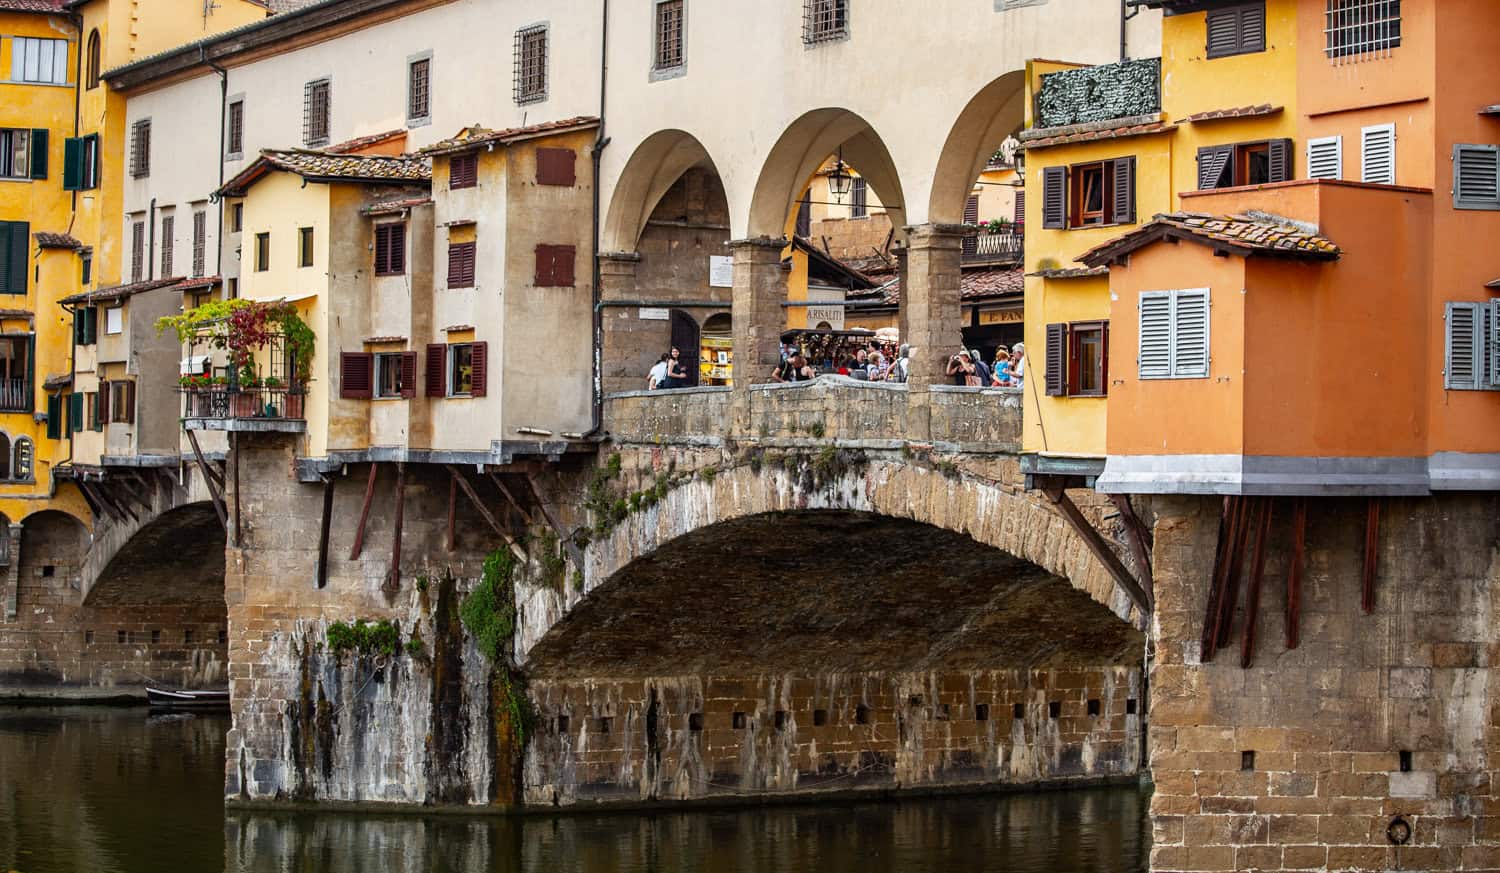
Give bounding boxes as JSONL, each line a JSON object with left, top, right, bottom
{"left": 146, "top": 687, "right": 230, "bottom": 709}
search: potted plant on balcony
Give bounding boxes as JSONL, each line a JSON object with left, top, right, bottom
{"left": 158, "top": 298, "right": 316, "bottom": 422}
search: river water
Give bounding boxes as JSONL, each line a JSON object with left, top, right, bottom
{"left": 0, "top": 706, "right": 1151, "bottom": 873}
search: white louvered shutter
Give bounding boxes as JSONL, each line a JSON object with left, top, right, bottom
{"left": 1360, "top": 124, "right": 1396, "bottom": 185}
{"left": 1454, "top": 144, "right": 1500, "bottom": 210}
{"left": 1491, "top": 299, "right": 1500, "bottom": 389}
{"left": 1445, "top": 302, "right": 1482, "bottom": 390}
{"left": 1138, "top": 292, "right": 1172, "bottom": 379}
{"left": 1307, "top": 136, "right": 1342, "bottom": 180}
{"left": 1171, "top": 289, "right": 1210, "bottom": 378}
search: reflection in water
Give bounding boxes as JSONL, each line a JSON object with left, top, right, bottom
{"left": 2, "top": 707, "right": 1149, "bottom": 873}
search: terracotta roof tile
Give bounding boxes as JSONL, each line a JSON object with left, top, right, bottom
{"left": 364, "top": 196, "right": 433, "bottom": 216}
{"left": 1078, "top": 211, "right": 1341, "bottom": 267}
{"left": 219, "top": 149, "right": 429, "bottom": 196}
{"left": 34, "top": 231, "right": 81, "bottom": 250}
{"left": 325, "top": 129, "right": 407, "bottom": 155}
{"left": 1180, "top": 104, "right": 1282, "bottom": 124}
{"left": 420, "top": 117, "right": 600, "bottom": 156}
{"left": 59, "top": 276, "right": 186, "bottom": 306}
{"left": 0, "top": 0, "right": 65, "bottom": 12}
{"left": 1028, "top": 266, "right": 1109, "bottom": 280}
{"left": 1021, "top": 121, "right": 1175, "bottom": 150}
{"left": 0, "top": 309, "right": 34, "bottom": 319}
{"left": 849, "top": 267, "right": 1023, "bottom": 307}
{"left": 176, "top": 276, "right": 221, "bottom": 292}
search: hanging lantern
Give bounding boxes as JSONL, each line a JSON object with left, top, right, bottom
{"left": 827, "top": 148, "right": 853, "bottom": 201}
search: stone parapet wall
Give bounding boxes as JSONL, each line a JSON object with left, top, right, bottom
{"left": 526, "top": 667, "right": 1142, "bottom": 806}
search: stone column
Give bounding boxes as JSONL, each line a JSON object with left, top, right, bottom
{"left": 2, "top": 523, "right": 20, "bottom": 621}
{"left": 598, "top": 251, "right": 642, "bottom": 399}
{"left": 728, "top": 237, "right": 788, "bottom": 436}
{"left": 901, "top": 224, "right": 966, "bottom": 440}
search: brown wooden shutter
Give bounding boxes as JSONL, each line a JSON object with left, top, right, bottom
{"left": 124, "top": 381, "right": 136, "bottom": 424}
{"left": 399, "top": 351, "right": 417, "bottom": 398}
{"left": 425, "top": 344, "right": 446, "bottom": 396}
{"left": 470, "top": 342, "right": 487, "bottom": 397}
{"left": 1066, "top": 326, "right": 1082, "bottom": 395}
{"left": 339, "top": 352, "right": 373, "bottom": 398}
{"left": 448, "top": 241, "right": 475, "bottom": 288}
{"left": 450, "top": 153, "right": 478, "bottom": 189}
{"left": 1267, "top": 138, "right": 1293, "bottom": 183}
{"left": 1205, "top": 6, "right": 1239, "bottom": 57}
{"left": 1013, "top": 190, "right": 1025, "bottom": 227}
{"left": 553, "top": 245, "right": 576, "bottom": 286}
{"left": 536, "top": 148, "right": 576, "bottom": 186}
{"left": 534, "top": 244, "right": 554, "bottom": 286}
{"left": 1044, "top": 322, "right": 1067, "bottom": 396}
{"left": 1112, "top": 157, "right": 1136, "bottom": 224}
{"left": 98, "top": 379, "right": 109, "bottom": 423}
{"left": 1197, "top": 145, "right": 1232, "bottom": 190}
{"left": 1041, "top": 166, "right": 1066, "bottom": 229}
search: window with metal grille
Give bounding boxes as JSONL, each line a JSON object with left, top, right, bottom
{"left": 513, "top": 25, "right": 548, "bottom": 104}
{"left": 227, "top": 100, "right": 244, "bottom": 158}
{"left": 303, "top": 78, "right": 331, "bottom": 146}
{"left": 850, "top": 176, "right": 868, "bottom": 218}
{"left": 130, "top": 119, "right": 150, "bottom": 178}
{"left": 408, "top": 56, "right": 431, "bottom": 124}
{"left": 803, "top": 0, "right": 848, "bottom": 45}
{"left": 160, "top": 214, "right": 173, "bottom": 277}
{"left": 655, "top": 0, "right": 684, "bottom": 70}
{"left": 1325, "top": 0, "right": 1400, "bottom": 60}
{"left": 11, "top": 37, "right": 68, "bottom": 85}
{"left": 374, "top": 223, "right": 406, "bottom": 275}
{"left": 191, "top": 210, "right": 206, "bottom": 277}
{"left": 130, "top": 220, "right": 144, "bottom": 282}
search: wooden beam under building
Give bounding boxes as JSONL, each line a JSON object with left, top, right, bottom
{"left": 1040, "top": 484, "right": 1152, "bottom": 615}
{"left": 1240, "top": 497, "right": 1273, "bottom": 668}
{"left": 387, "top": 462, "right": 406, "bottom": 591}
{"left": 348, "top": 462, "right": 379, "bottom": 561}
{"left": 447, "top": 466, "right": 527, "bottom": 562}
{"left": 185, "top": 429, "right": 229, "bottom": 532}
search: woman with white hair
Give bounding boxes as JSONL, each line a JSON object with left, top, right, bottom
{"left": 1010, "top": 342, "right": 1026, "bottom": 390}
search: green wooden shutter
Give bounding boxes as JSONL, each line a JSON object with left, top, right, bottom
{"left": 29, "top": 129, "right": 47, "bottom": 180}
{"left": 69, "top": 392, "right": 83, "bottom": 433}
{"left": 73, "top": 310, "right": 84, "bottom": 345}
{"left": 0, "top": 223, "right": 10, "bottom": 295}
{"left": 62, "top": 137, "right": 82, "bottom": 190}
{"left": 3, "top": 222, "right": 27, "bottom": 295}
{"left": 85, "top": 307, "right": 97, "bottom": 344}
{"left": 46, "top": 394, "right": 60, "bottom": 439}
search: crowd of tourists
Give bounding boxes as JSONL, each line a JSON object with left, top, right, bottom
{"left": 645, "top": 336, "right": 1025, "bottom": 390}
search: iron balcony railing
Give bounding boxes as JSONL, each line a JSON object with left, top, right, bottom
{"left": 0, "top": 378, "right": 28, "bottom": 412}
{"left": 962, "top": 230, "right": 1023, "bottom": 264}
{"left": 182, "top": 386, "right": 305, "bottom": 421}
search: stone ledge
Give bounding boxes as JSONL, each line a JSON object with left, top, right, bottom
{"left": 184, "top": 418, "right": 307, "bottom": 434}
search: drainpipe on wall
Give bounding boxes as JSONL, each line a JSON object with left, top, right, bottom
{"left": 147, "top": 197, "right": 156, "bottom": 281}
{"left": 205, "top": 48, "right": 228, "bottom": 277}
{"left": 578, "top": 0, "right": 610, "bottom": 440}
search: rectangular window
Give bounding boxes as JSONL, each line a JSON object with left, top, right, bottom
{"left": 11, "top": 37, "right": 69, "bottom": 85}
{"left": 803, "top": 0, "right": 848, "bottom": 45}
{"left": 374, "top": 352, "right": 417, "bottom": 399}
{"left": 374, "top": 223, "right": 406, "bottom": 275}
{"left": 1360, "top": 124, "right": 1396, "bottom": 185}
{"left": 227, "top": 100, "right": 244, "bottom": 158}
{"left": 130, "top": 119, "right": 150, "bottom": 178}
{"left": 109, "top": 380, "right": 132, "bottom": 423}
{"left": 191, "top": 210, "right": 206, "bottom": 278}
{"left": 231, "top": 203, "right": 243, "bottom": 232}
{"left": 1452, "top": 144, "right": 1500, "bottom": 211}
{"left": 1043, "top": 323, "right": 1110, "bottom": 397}
{"left": 448, "top": 240, "right": 476, "bottom": 288}
{"left": 513, "top": 25, "right": 548, "bottom": 104}
{"left": 105, "top": 306, "right": 122, "bottom": 335}
{"left": 298, "top": 227, "right": 314, "bottom": 268}
{"left": 1206, "top": 2, "right": 1265, "bottom": 58}
{"left": 0, "top": 129, "right": 31, "bottom": 179}
{"left": 408, "top": 56, "right": 431, "bottom": 124}
{"left": 1138, "top": 289, "right": 1211, "bottom": 380}
{"left": 303, "top": 78, "right": 331, "bottom": 146}
{"left": 65, "top": 133, "right": 100, "bottom": 190}
{"left": 655, "top": 0, "right": 684, "bottom": 70}
{"left": 228, "top": 278, "right": 238, "bottom": 299}
{"left": 1325, "top": 0, "right": 1400, "bottom": 59}
{"left": 850, "top": 176, "right": 868, "bottom": 219}
{"left": 130, "top": 221, "right": 144, "bottom": 282}
{"left": 449, "top": 343, "right": 474, "bottom": 396}
{"left": 254, "top": 232, "right": 269, "bottom": 272}
{"left": 1306, "top": 136, "right": 1343, "bottom": 180}
{"left": 159, "top": 214, "right": 174, "bottom": 277}
{"left": 1197, "top": 140, "right": 1292, "bottom": 189}
{"left": 1071, "top": 162, "right": 1110, "bottom": 227}
{"left": 80, "top": 251, "right": 91, "bottom": 286}
{"left": 449, "top": 152, "right": 478, "bottom": 189}
{"left": 81, "top": 133, "right": 98, "bottom": 188}
{"left": 1443, "top": 299, "right": 1500, "bottom": 391}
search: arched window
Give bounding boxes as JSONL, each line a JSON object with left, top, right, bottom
{"left": 12, "top": 437, "right": 31, "bottom": 481}
{"left": 86, "top": 30, "right": 101, "bottom": 90}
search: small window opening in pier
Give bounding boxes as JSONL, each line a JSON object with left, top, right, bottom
{"left": 1241, "top": 750, "right": 1256, "bottom": 771}
{"left": 116, "top": 629, "right": 127, "bottom": 644}
{"left": 1126, "top": 698, "right": 1138, "bottom": 715}
{"left": 936, "top": 703, "right": 951, "bottom": 721}
{"left": 774, "top": 710, "right": 788, "bottom": 731}
{"left": 597, "top": 717, "right": 613, "bottom": 733}
{"left": 218, "top": 628, "right": 228, "bottom": 645}
{"left": 150, "top": 629, "right": 161, "bottom": 644}
{"left": 84, "top": 630, "right": 93, "bottom": 645}
{"left": 1399, "top": 750, "right": 1412, "bottom": 773}
{"left": 813, "top": 709, "right": 828, "bottom": 726}
{"left": 732, "top": 711, "right": 747, "bottom": 729}
{"left": 908, "top": 694, "right": 924, "bottom": 707}
{"left": 1087, "top": 699, "right": 1101, "bottom": 717}
{"left": 555, "top": 715, "right": 570, "bottom": 735}
{"left": 1013, "top": 703, "right": 1025, "bottom": 719}
{"left": 184, "top": 629, "right": 194, "bottom": 644}
{"left": 975, "top": 703, "right": 990, "bottom": 722}
{"left": 688, "top": 713, "right": 704, "bottom": 732}
{"left": 1048, "top": 701, "right": 1061, "bottom": 719}
{"left": 855, "top": 705, "right": 870, "bottom": 725}
{"left": 41, "top": 565, "right": 54, "bottom": 577}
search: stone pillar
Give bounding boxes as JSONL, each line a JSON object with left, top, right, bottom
{"left": 728, "top": 237, "right": 788, "bottom": 436}
{"left": 1, "top": 523, "right": 18, "bottom": 621}
{"left": 598, "top": 251, "right": 642, "bottom": 399}
{"left": 901, "top": 224, "right": 965, "bottom": 440}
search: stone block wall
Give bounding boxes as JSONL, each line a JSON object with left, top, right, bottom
{"left": 1148, "top": 494, "right": 1500, "bottom": 872}
{"left": 526, "top": 667, "right": 1142, "bottom": 806}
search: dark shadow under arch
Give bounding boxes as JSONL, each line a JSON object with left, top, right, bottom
{"left": 85, "top": 503, "right": 226, "bottom": 607}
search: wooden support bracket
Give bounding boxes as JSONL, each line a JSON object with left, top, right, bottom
{"left": 1043, "top": 487, "right": 1152, "bottom": 615}
{"left": 1240, "top": 497, "right": 1273, "bottom": 668}
{"left": 113, "top": 474, "right": 154, "bottom": 515}
{"left": 348, "top": 463, "right": 379, "bottom": 560}
{"left": 521, "top": 474, "right": 586, "bottom": 570}
{"left": 185, "top": 429, "right": 229, "bottom": 533}
{"left": 1107, "top": 493, "right": 1154, "bottom": 605}
{"left": 387, "top": 462, "right": 406, "bottom": 591}
{"left": 447, "top": 466, "right": 527, "bottom": 562}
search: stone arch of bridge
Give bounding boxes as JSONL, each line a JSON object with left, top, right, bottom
{"left": 602, "top": 129, "right": 727, "bottom": 255}
{"left": 928, "top": 69, "right": 1028, "bottom": 225}
{"left": 83, "top": 501, "right": 225, "bottom": 608}
{"left": 518, "top": 458, "right": 1146, "bottom": 663}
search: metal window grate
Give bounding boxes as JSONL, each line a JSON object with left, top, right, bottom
{"left": 1324, "top": 0, "right": 1400, "bottom": 62}
{"left": 655, "top": 0, "right": 684, "bottom": 69}
{"left": 228, "top": 101, "right": 244, "bottom": 156}
{"left": 130, "top": 120, "right": 150, "bottom": 178}
{"left": 803, "top": 0, "right": 847, "bottom": 45}
{"left": 303, "top": 79, "right": 331, "bottom": 146}
{"left": 409, "top": 58, "right": 430, "bottom": 120}
{"left": 513, "top": 25, "right": 548, "bottom": 105}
